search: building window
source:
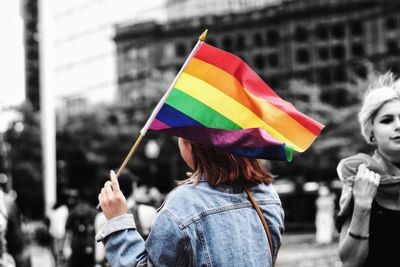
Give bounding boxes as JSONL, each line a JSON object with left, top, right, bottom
{"left": 266, "top": 30, "right": 279, "bottom": 47}
{"left": 387, "top": 39, "right": 399, "bottom": 54}
{"left": 236, "top": 34, "right": 246, "bottom": 51}
{"left": 296, "top": 48, "right": 310, "bottom": 64}
{"left": 318, "top": 47, "right": 329, "bottom": 61}
{"left": 222, "top": 36, "right": 233, "bottom": 51}
{"left": 294, "top": 26, "right": 308, "bottom": 42}
{"left": 265, "top": 76, "right": 279, "bottom": 89}
{"left": 175, "top": 42, "right": 187, "bottom": 57}
{"left": 332, "top": 44, "right": 346, "bottom": 60}
{"left": 253, "top": 32, "right": 263, "bottom": 47}
{"left": 385, "top": 17, "right": 398, "bottom": 30}
{"left": 254, "top": 54, "right": 266, "bottom": 69}
{"left": 350, "top": 20, "right": 364, "bottom": 36}
{"left": 268, "top": 53, "right": 279, "bottom": 68}
{"left": 333, "top": 66, "right": 347, "bottom": 82}
{"left": 332, "top": 23, "right": 345, "bottom": 39}
{"left": 315, "top": 24, "right": 329, "bottom": 40}
{"left": 351, "top": 42, "right": 365, "bottom": 57}
{"left": 295, "top": 71, "right": 312, "bottom": 83}
{"left": 317, "top": 68, "right": 331, "bottom": 85}
{"left": 321, "top": 88, "right": 354, "bottom": 107}
{"left": 352, "top": 64, "right": 367, "bottom": 79}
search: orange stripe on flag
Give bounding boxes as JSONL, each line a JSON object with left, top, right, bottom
{"left": 184, "top": 58, "right": 318, "bottom": 150}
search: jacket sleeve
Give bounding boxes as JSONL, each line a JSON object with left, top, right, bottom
{"left": 97, "top": 211, "right": 190, "bottom": 267}
{"left": 145, "top": 209, "right": 191, "bottom": 266}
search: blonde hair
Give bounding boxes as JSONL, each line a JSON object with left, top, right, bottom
{"left": 358, "top": 72, "right": 400, "bottom": 143}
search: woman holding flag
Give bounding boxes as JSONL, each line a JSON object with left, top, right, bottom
{"left": 95, "top": 30, "right": 323, "bottom": 267}
{"left": 336, "top": 72, "right": 400, "bottom": 267}
{"left": 96, "top": 138, "right": 284, "bottom": 266}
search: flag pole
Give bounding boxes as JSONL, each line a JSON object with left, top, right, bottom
{"left": 97, "top": 30, "right": 208, "bottom": 208}
{"left": 140, "top": 29, "right": 208, "bottom": 136}
{"left": 121, "top": 29, "right": 208, "bottom": 172}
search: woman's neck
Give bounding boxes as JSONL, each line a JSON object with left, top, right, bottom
{"left": 376, "top": 149, "right": 400, "bottom": 167}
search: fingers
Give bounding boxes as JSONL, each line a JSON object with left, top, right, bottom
{"left": 110, "top": 170, "right": 120, "bottom": 192}
{"left": 98, "top": 171, "right": 119, "bottom": 205}
{"left": 374, "top": 173, "right": 381, "bottom": 186}
{"left": 103, "top": 180, "right": 113, "bottom": 198}
{"left": 97, "top": 171, "right": 128, "bottom": 220}
{"left": 356, "top": 164, "right": 367, "bottom": 179}
{"left": 356, "top": 162, "right": 380, "bottom": 186}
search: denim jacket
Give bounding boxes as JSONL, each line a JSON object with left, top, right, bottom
{"left": 96, "top": 179, "right": 284, "bottom": 267}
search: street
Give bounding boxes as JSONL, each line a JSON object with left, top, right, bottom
{"left": 276, "top": 233, "right": 341, "bottom": 267}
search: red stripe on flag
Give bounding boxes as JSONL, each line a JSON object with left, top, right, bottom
{"left": 194, "top": 43, "right": 324, "bottom": 136}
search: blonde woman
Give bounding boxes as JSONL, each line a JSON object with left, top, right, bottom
{"left": 337, "top": 72, "right": 400, "bottom": 266}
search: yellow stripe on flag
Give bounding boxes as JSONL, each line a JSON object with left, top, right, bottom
{"left": 175, "top": 72, "right": 307, "bottom": 151}
{"left": 184, "top": 58, "right": 317, "bottom": 149}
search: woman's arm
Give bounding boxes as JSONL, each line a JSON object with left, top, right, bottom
{"left": 98, "top": 171, "right": 189, "bottom": 266}
{"left": 338, "top": 206, "right": 371, "bottom": 266}
{"left": 97, "top": 211, "right": 189, "bottom": 267}
{"left": 338, "top": 164, "right": 380, "bottom": 267}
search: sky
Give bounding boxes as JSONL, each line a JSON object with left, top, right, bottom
{"left": 0, "top": 1, "right": 25, "bottom": 108}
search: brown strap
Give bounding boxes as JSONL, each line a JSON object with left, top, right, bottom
{"left": 244, "top": 187, "right": 274, "bottom": 262}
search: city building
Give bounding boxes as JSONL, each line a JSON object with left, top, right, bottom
{"left": 21, "top": 0, "right": 39, "bottom": 111}
{"left": 166, "top": 0, "right": 284, "bottom": 21}
{"left": 37, "top": 0, "right": 167, "bottom": 119}
{"left": 115, "top": 0, "right": 400, "bottom": 109}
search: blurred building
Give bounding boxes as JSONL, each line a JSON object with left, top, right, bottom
{"left": 115, "top": 0, "right": 400, "bottom": 109}
{"left": 37, "top": 0, "right": 167, "bottom": 123}
{"left": 166, "top": 0, "right": 284, "bottom": 21}
{"left": 21, "top": 0, "right": 40, "bottom": 111}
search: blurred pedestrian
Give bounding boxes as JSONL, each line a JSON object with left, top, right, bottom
{"left": 33, "top": 219, "right": 55, "bottom": 267}
{"left": 0, "top": 173, "right": 30, "bottom": 267}
{"left": 0, "top": 179, "right": 15, "bottom": 267}
{"left": 97, "top": 138, "right": 284, "bottom": 266}
{"left": 94, "top": 170, "right": 156, "bottom": 267}
{"left": 48, "top": 202, "right": 69, "bottom": 267}
{"left": 315, "top": 184, "right": 335, "bottom": 244}
{"left": 65, "top": 198, "right": 97, "bottom": 267}
{"left": 336, "top": 72, "right": 400, "bottom": 266}
{"left": 135, "top": 184, "right": 163, "bottom": 208}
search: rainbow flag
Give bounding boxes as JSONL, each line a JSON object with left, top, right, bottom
{"left": 149, "top": 43, "right": 324, "bottom": 161}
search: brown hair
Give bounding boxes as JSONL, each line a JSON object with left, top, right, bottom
{"left": 181, "top": 142, "right": 273, "bottom": 187}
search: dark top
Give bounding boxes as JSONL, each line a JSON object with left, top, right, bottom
{"left": 366, "top": 200, "right": 400, "bottom": 267}
{"left": 336, "top": 200, "right": 400, "bottom": 266}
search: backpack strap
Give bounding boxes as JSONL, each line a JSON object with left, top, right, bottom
{"left": 244, "top": 187, "right": 274, "bottom": 264}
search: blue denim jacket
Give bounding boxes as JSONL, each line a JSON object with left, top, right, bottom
{"left": 96, "top": 179, "right": 284, "bottom": 267}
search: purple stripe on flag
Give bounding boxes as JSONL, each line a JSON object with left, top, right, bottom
{"left": 149, "top": 119, "right": 170, "bottom": 130}
{"left": 151, "top": 126, "right": 291, "bottom": 160}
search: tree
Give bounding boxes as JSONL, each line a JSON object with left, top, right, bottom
{"left": 3, "top": 104, "right": 44, "bottom": 219}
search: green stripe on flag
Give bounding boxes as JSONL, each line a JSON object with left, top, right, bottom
{"left": 166, "top": 89, "right": 242, "bottom": 130}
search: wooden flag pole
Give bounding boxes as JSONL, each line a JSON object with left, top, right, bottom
{"left": 115, "top": 133, "right": 145, "bottom": 178}
{"left": 97, "top": 30, "right": 208, "bottom": 209}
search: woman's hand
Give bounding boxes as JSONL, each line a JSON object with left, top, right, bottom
{"left": 352, "top": 164, "right": 381, "bottom": 209}
{"left": 98, "top": 170, "right": 128, "bottom": 220}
